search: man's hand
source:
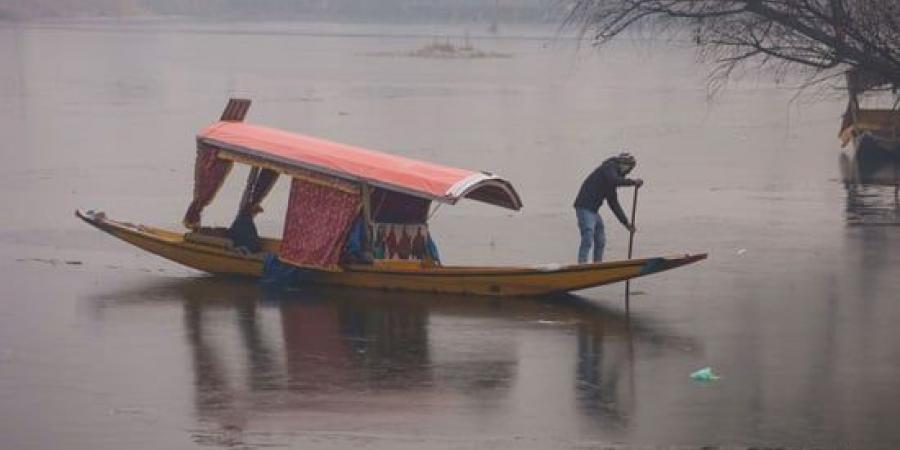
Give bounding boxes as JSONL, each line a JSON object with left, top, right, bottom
{"left": 632, "top": 178, "right": 644, "bottom": 188}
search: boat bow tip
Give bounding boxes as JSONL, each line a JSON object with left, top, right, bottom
{"left": 75, "top": 209, "right": 106, "bottom": 222}
{"left": 639, "top": 253, "right": 706, "bottom": 275}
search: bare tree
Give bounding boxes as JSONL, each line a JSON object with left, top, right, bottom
{"left": 564, "top": 0, "right": 900, "bottom": 96}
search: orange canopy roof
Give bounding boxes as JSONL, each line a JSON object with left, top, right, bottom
{"left": 198, "top": 121, "right": 522, "bottom": 210}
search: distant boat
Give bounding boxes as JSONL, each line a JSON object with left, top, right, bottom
{"left": 77, "top": 99, "right": 705, "bottom": 296}
{"left": 838, "top": 69, "right": 900, "bottom": 189}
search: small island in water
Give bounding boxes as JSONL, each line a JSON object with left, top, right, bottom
{"left": 369, "top": 36, "right": 512, "bottom": 59}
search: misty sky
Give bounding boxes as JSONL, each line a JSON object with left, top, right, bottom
{"left": 0, "top": 0, "right": 561, "bottom": 22}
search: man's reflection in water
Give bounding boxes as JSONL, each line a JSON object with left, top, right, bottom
{"left": 575, "top": 318, "right": 632, "bottom": 428}
{"left": 567, "top": 297, "right": 697, "bottom": 432}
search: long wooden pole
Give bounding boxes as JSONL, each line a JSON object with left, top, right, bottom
{"left": 625, "top": 185, "right": 640, "bottom": 312}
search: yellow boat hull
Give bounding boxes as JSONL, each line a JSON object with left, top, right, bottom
{"left": 76, "top": 210, "right": 705, "bottom": 297}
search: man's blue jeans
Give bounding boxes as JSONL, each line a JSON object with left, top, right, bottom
{"left": 575, "top": 207, "right": 605, "bottom": 264}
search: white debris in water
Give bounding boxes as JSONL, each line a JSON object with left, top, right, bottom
{"left": 108, "top": 407, "right": 160, "bottom": 424}
{"left": 736, "top": 248, "right": 747, "bottom": 256}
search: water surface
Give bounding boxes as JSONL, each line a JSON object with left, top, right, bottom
{"left": 1, "top": 20, "right": 899, "bottom": 449}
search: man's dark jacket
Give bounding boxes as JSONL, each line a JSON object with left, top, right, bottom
{"left": 573, "top": 158, "right": 637, "bottom": 226}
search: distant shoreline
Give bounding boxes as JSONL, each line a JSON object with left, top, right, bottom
{"left": 0, "top": 2, "right": 561, "bottom": 26}
{"left": 0, "top": 17, "right": 573, "bottom": 43}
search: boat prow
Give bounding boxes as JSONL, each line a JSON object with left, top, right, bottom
{"left": 76, "top": 209, "right": 706, "bottom": 297}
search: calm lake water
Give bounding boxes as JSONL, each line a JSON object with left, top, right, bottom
{"left": 1, "top": 19, "right": 899, "bottom": 449}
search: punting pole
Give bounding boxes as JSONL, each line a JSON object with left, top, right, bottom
{"left": 625, "top": 184, "right": 640, "bottom": 312}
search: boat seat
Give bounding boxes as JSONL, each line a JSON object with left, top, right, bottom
{"left": 373, "top": 259, "right": 425, "bottom": 270}
{"left": 184, "top": 231, "right": 235, "bottom": 249}
{"left": 191, "top": 226, "right": 231, "bottom": 238}
{"left": 184, "top": 231, "right": 269, "bottom": 261}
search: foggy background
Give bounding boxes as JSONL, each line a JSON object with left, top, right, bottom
{"left": 0, "top": 0, "right": 561, "bottom": 23}
{"left": 3, "top": 0, "right": 900, "bottom": 447}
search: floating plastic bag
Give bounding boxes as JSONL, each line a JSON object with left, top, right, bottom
{"left": 690, "top": 366, "right": 720, "bottom": 382}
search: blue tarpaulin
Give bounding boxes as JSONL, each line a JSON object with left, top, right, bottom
{"left": 261, "top": 253, "right": 298, "bottom": 289}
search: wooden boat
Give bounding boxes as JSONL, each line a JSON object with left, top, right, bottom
{"left": 78, "top": 99, "right": 705, "bottom": 297}
{"left": 839, "top": 69, "right": 900, "bottom": 189}
{"left": 76, "top": 209, "right": 704, "bottom": 296}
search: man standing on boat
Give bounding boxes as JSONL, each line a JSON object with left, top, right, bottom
{"left": 573, "top": 152, "right": 642, "bottom": 263}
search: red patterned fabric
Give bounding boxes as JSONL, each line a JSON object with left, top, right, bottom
{"left": 280, "top": 178, "right": 360, "bottom": 270}
{"left": 183, "top": 144, "right": 233, "bottom": 229}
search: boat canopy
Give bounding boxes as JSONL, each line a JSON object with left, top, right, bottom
{"left": 197, "top": 121, "right": 523, "bottom": 210}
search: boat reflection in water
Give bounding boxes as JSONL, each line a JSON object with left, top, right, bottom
{"left": 845, "top": 184, "right": 900, "bottom": 226}
{"left": 91, "top": 278, "right": 697, "bottom": 447}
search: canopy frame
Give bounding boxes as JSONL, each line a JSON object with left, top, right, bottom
{"left": 196, "top": 99, "right": 523, "bottom": 211}
{"left": 204, "top": 136, "right": 522, "bottom": 210}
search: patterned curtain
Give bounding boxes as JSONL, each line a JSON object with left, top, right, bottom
{"left": 280, "top": 178, "right": 360, "bottom": 270}
{"left": 239, "top": 168, "right": 279, "bottom": 217}
{"left": 183, "top": 143, "right": 233, "bottom": 229}
{"left": 373, "top": 223, "right": 430, "bottom": 261}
